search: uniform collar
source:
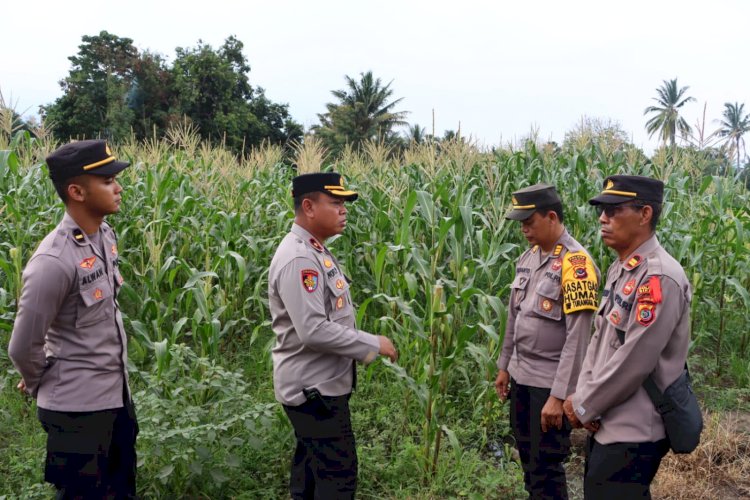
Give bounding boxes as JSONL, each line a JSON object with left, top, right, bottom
{"left": 60, "top": 212, "right": 107, "bottom": 257}
{"left": 538, "top": 227, "right": 570, "bottom": 263}
{"left": 291, "top": 223, "right": 329, "bottom": 254}
{"left": 619, "top": 234, "right": 660, "bottom": 272}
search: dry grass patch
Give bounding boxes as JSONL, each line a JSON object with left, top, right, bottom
{"left": 653, "top": 411, "right": 750, "bottom": 499}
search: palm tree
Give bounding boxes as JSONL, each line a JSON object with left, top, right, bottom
{"left": 717, "top": 102, "right": 750, "bottom": 170}
{"left": 644, "top": 78, "right": 696, "bottom": 150}
{"left": 314, "top": 71, "right": 408, "bottom": 152}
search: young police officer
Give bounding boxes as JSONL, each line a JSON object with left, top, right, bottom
{"left": 268, "top": 172, "right": 398, "bottom": 499}
{"left": 564, "top": 175, "right": 691, "bottom": 499}
{"left": 495, "top": 184, "right": 599, "bottom": 499}
{"left": 9, "top": 140, "right": 137, "bottom": 498}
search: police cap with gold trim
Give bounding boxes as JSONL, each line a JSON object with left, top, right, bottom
{"left": 46, "top": 140, "right": 130, "bottom": 182}
{"left": 292, "top": 172, "right": 358, "bottom": 201}
{"left": 505, "top": 184, "right": 561, "bottom": 221}
{"left": 588, "top": 175, "right": 664, "bottom": 205}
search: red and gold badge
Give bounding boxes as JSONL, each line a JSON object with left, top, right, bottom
{"left": 111, "top": 244, "right": 118, "bottom": 256}
{"left": 567, "top": 254, "right": 588, "bottom": 279}
{"left": 622, "top": 279, "right": 636, "bottom": 296}
{"left": 637, "top": 276, "right": 662, "bottom": 304}
{"left": 624, "top": 254, "right": 643, "bottom": 270}
{"left": 637, "top": 302, "right": 656, "bottom": 326}
{"left": 541, "top": 299, "right": 553, "bottom": 312}
{"left": 335, "top": 279, "right": 345, "bottom": 290}
{"left": 79, "top": 256, "right": 97, "bottom": 269}
{"left": 309, "top": 238, "right": 324, "bottom": 253}
{"left": 93, "top": 288, "right": 104, "bottom": 301}
{"left": 336, "top": 296, "right": 345, "bottom": 309}
{"left": 551, "top": 259, "right": 562, "bottom": 271}
{"left": 609, "top": 310, "right": 621, "bottom": 325}
{"left": 301, "top": 269, "right": 319, "bottom": 293}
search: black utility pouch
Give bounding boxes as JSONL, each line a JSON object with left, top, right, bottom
{"left": 303, "top": 388, "right": 332, "bottom": 419}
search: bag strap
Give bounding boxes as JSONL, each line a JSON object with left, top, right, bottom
{"left": 615, "top": 328, "right": 687, "bottom": 415}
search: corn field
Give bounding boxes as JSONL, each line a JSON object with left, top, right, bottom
{"left": 1, "top": 127, "right": 749, "bottom": 498}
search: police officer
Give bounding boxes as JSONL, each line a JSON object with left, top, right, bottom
{"left": 268, "top": 172, "right": 398, "bottom": 499}
{"left": 564, "top": 175, "right": 691, "bottom": 499}
{"left": 495, "top": 184, "right": 600, "bottom": 499}
{"left": 8, "top": 140, "right": 137, "bottom": 498}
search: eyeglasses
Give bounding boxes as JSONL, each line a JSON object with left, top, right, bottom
{"left": 596, "top": 202, "right": 645, "bottom": 217}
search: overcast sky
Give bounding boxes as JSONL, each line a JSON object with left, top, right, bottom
{"left": 2, "top": 1, "right": 748, "bottom": 153}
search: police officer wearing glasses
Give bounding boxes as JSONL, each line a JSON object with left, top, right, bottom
{"left": 564, "top": 175, "right": 692, "bottom": 499}
{"left": 268, "top": 172, "right": 398, "bottom": 499}
{"left": 496, "top": 184, "right": 600, "bottom": 499}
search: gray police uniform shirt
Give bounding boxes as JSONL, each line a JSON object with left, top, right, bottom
{"left": 9, "top": 212, "right": 129, "bottom": 412}
{"left": 573, "top": 235, "right": 691, "bottom": 444}
{"left": 497, "top": 229, "right": 600, "bottom": 400}
{"left": 268, "top": 223, "right": 380, "bottom": 407}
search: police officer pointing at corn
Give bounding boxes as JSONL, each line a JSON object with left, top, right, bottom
{"left": 564, "top": 175, "right": 692, "bottom": 499}
{"left": 8, "top": 140, "right": 137, "bottom": 498}
{"left": 268, "top": 172, "right": 398, "bottom": 499}
{"left": 495, "top": 184, "right": 600, "bottom": 499}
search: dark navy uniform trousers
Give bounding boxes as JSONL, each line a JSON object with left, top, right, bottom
{"left": 283, "top": 394, "right": 357, "bottom": 500}
{"left": 37, "top": 400, "right": 137, "bottom": 499}
{"left": 584, "top": 436, "right": 669, "bottom": 499}
{"left": 510, "top": 380, "right": 572, "bottom": 500}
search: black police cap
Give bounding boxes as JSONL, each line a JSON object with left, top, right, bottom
{"left": 46, "top": 140, "right": 130, "bottom": 182}
{"left": 292, "top": 172, "right": 358, "bottom": 201}
{"left": 588, "top": 175, "right": 664, "bottom": 205}
{"left": 505, "top": 184, "right": 561, "bottom": 221}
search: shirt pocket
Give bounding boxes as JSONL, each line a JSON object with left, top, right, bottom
{"left": 511, "top": 274, "right": 529, "bottom": 307}
{"left": 533, "top": 278, "right": 562, "bottom": 321}
{"left": 77, "top": 280, "right": 113, "bottom": 328}
{"left": 327, "top": 276, "right": 352, "bottom": 322}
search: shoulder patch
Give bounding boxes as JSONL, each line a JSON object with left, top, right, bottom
{"left": 301, "top": 269, "right": 319, "bottom": 292}
{"left": 562, "top": 251, "right": 599, "bottom": 314}
{"left": 624, "top": 254, "right": 643, "bottom": 271}
{"left": 637, "top": 302, "right": 656, "bottom": 326}
{"left": 637, "top": 276, "right": 662, "bottom": 304}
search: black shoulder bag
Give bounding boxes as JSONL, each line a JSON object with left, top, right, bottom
{"left": 616, "top": 329, "right": 703, "bottom": 454}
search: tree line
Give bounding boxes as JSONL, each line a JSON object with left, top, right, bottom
{"left": 7, "top": 32, "right": 750, "bottom": 168}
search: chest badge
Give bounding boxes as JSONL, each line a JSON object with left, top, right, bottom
{"left": 609, "top": 310, "right": 622, "bottom": 325}
{"left": 301, "top": 269, "right": 319, "bottom": 292}
{"left": 336, "top": 296, "right": 345, "bottom": 309}
{"left": 551, "top": 259, "right": 562, "bottom": 271}
{"left": 93, "top": 288, "right": 104, "bottom": 301}
{"left": 335, "top": 279, "right": 345, "bottom": 289}
{"left": 622, "top": 279, "right": 636, "bottom": 296}
{"left": 79, "top": 256, "right": 97, "bottom": 269}
{"left": 111, "top": 244, "right": 118, "bottom": 256}
{"left": 323, "top": 259, "right": 333, "bottom": 268}
{"left": 541, "top": 299, "right": 553, "bottom": 312}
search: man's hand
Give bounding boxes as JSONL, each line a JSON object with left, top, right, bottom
{"left": 17, "top": 379, "right": 26, "bottom": 394}
{"left": 563, "top": 396, "right": 582, "bottom": 428}
{"left": 378, "top": 336, "right": 398, "bottom": 362}
{"left": 494, "top": 369, "right": 510, "bottom": 402}
{"left": 563, "top": 395, "right": 600, "bottom": 432}
{"left": 541, "top": 396, "right": 564, "bottom": 432}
